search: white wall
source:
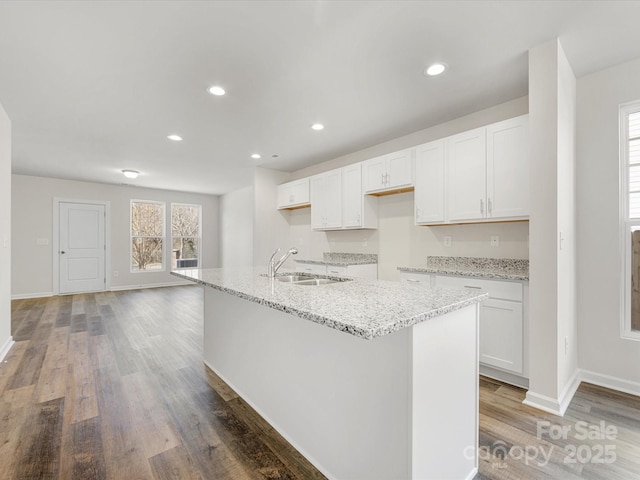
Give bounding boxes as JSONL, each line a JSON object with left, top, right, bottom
{"left": 526, "top": 39, "right": 578, "bottom": 415}
{"left": 290, "top": 194, "right": 529, "bottom": 281}
{"left": 220, "top": 186, "right": 254, "bottom": 268}
{"left": 0, "top": 103, "right": 11, "bottom": 358}
{"left": 252, "top": 168, "right": 291, "bottom": 268}
{"left": 577, "top": 56, "right": 640, "bottom": 389}
{"left": 286, "top": 98, "right": 531, "bottom": 281}
{"left": 12, "top": 174, "right": 220, "bottom": 297}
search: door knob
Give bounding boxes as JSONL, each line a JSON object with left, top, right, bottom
{"left": 60, "top": 251, "right": 66, "bottom": 254}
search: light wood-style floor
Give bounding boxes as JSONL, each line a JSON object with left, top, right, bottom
{"left": 1, "top": 286, "right": 639, "bottom": 479}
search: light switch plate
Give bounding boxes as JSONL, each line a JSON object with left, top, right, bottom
{"left": 443, "top": 236, "right": 452, "bottom": 247}
{"left": 36, "top": 238, "right": 49, "bottom": 246}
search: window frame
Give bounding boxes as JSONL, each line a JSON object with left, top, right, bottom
{"left": 620, "top": 101, "right": 640, "bottom": 340}
{"left": 130, "top": 199, "right": 166, "bottom": 273}
{"left": 170, "top": 202, "right": 202, "bottom": 270}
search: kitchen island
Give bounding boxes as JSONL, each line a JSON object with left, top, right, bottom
{"left": 171, "top": 267, "right": 486, "bottom": 480}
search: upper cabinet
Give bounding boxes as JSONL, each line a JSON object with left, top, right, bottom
{"left": 416, "top": 114, "right": 530, "bottom": 225}
{"left": 486, "top": 115, "right": 530, "bottom": 220}
{"left": 414, "top": 139, "right": 446, "bottom": 224}
{"left": 363, "top": 149, "right": 414, "bottom": 195}
{"left": 277, "top": 178, "right": 310, "bottom": 210}
{"left": 342, "top": 163, "right": 378, "bottom": 229}
{"left": 311, "top": 164, "right": 377, "bottom": 231}
{"left": 310, "top": 169, "right": 342, "bottom": 230}
{"left": 447, "top": 127, "right": 488, "bottom": 222}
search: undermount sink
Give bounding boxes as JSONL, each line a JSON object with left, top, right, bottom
{"left": 277, "top": 275, "right": 316, "bottom": 283}
{"left": 292, "top": 278, "right": 340, "bottom": 286}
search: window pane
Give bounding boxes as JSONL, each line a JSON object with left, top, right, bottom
{"left": 172, "top": 205, "right": 200, "bottom": 237}
{"left": 630, "top": 112, "right": 640, "bottom": 139}
{"left": 132, "top": 202, "right": 163, "bottom": 237}
{"left": 172, "top": 237, "right": 199, "bottom": 268}
{"left": 132, "top": 237, "right": 163, "bottom": 271}
{"left": 630, "top": 138, "right": 640, "bottom": 165}
{"left": 631, "top": 193, "right": 640, "bottom": 219}
{"left": 631, "top": 227, "right": 640, "bottom": 331}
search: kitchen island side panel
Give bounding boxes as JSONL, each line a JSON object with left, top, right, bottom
{"left": 203, "top": 287, "right": 479, "bottom": 480}
{"left": 204, "top": 287, "right": 411, "bottom": 480}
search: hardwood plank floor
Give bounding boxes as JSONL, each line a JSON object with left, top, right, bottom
{"left": 1, "top": 286, "right": 639, "bottom": 479}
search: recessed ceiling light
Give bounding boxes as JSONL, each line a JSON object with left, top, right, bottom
{"left": 251, "top": 153, "right": 261, "bottom": 159}
{"left": 167, "top": 134, "right": 183, "bottom": 142}
{"left": 122, "top": 170, "right": 140, "bottom": 179}
{"left": 425, "top": 63, "right": 447, "bottom": 76}
{"left": 208, "top": 85, "right": 226, "bottom": 96}
{"left": 311, "top": 123, "right": 324, "bottom": 131}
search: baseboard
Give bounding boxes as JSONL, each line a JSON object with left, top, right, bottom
{"left": 579, "top": 369, "right": 640, "bottom": 397}
{"left": 480, "top": 364, "right": 529, "bottom": 389}
{"left": 523, "top": 370, "right": 581, "bottom": 417}
{"left": 11, "top": 291, "right": 53, "bottom": 300}
{"left": 0, "top": 336, "right": 15, "bottom": 362}
{"left": 110, "top": 280, "right": 191, "bottom": 292}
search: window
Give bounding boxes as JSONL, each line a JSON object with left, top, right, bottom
{"left": 621, "top": 102, "right": 640, "bottom": 339}
{"left": 131, "top": 200, "right": 165, "bottom": 272}
{"left": 171, "top": 203, "right": 201, "bottom": 269}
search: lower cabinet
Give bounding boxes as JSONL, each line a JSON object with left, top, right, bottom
{"left": 296, "top": 263, "right": 378, "bottom": 280}
{"left": 400, "top": 271, "right": 527, "bottom": 385}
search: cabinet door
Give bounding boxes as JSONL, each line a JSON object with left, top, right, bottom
{"left": 342, "top": 163, "right": 363, "bottom": 228}
{"left": 447, "top": 128, "right": 487, "bottom": 222}
{"left": 386, "top": 149, "right": 414, "bottom": 189}
{"left": 311, "top": 170, "right": 342, "bottom": 230}
{"left": 362, "top": 156, "right": 387, "bottom": 193}
{"left": 486, "top": 115, "right": 529, "bottom": 219}
{"left": 415, "top": 140, "right": 445, "bottom": 224}
{"left": 480, "top": 298, "right": 523, "bottom": 374}
{"left": 277, "top": 178, "right": 309, "bottom": 209}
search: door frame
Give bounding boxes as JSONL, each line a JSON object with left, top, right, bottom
{"left": 53, "top": 198, "right": 111, "bottom": 295}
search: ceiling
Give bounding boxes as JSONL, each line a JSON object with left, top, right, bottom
{"left": 2, "top": 1, "right": 640, "bottom": 195}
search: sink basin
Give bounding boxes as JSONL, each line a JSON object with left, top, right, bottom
{"left": 276, "top": 275, "right": 316, "bottom": 283}
{"left": 292, "top": 278, "right": 340, "bottom": 286}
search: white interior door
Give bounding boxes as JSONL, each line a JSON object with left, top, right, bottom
{"left": 59, "top": 202, "right": 106, "bottom": 294}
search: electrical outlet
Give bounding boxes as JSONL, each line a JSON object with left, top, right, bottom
{"left": 362, "top": 238, "right": 368, "bottom": 247}
{"left": 2, "top": 236, "right": 8, "bottom": 248}
{"left": 36, "top": 238, "right": 49, "bottom": 246}
{"left": 443, "top": 236, "right": 452, "bottom": 247}
{"left": 490, "top": 235, "right": 500, "bottom": 247}
{"left": 113, "top": 271, "right": 119, "bottom": 277}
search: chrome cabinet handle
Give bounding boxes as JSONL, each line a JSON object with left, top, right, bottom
{"left": 488, "top": 198, "right": 493, "bottom": 215}
{"left": 480, "top": 199, "right": 484, "bottom": 215}
{"left": 405, "top": 279, "right": 420, "bottom": 283}
{"left": 464, "top": 285, "right": 482, "bottom": 289}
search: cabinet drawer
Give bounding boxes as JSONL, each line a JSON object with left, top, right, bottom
{"left": 297, "top": 264, "right": 327, "bottom": 275}
{"left": 435, "top": 275, "right": 522, "bottom": 301}
{"left": 399, "top": 272, "right": 432, "bottom": 286}
{"left": 326, "top": 266, "right": 348, "bottom": 276}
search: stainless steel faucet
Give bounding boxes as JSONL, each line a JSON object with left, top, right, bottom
{"left": 268, "top": 247, "right": 298, "bottom": 278}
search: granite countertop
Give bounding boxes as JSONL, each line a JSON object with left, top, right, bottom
{"left": 398, "top": 256, "right": 529, "bottom": 281}
{"left": 171, "top": 267, "right": 486, "bottom": 341}
{"left": 295, "top": 252, "right": 377, "bottom": 266}
{"left": 399, "top": 256, "right": 529, "bottom": 281}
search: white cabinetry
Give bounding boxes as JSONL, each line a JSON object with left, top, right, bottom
{"left": 296, "top": 263, "right": 378, "bottom": 280}
{"left": 342, "top": 163, "right": 378, "bottom": 229}
{"left": 447, "top": 115, "right": 529, "bottom": 223}
{"left": 434, "top": 275, "right": 524, "bottom": 375}
{"left": 310, "top": 169, "right": 342, "bottom": 230}
{"left": 277, "top": 178, "right": 310, "bottom": 210}
{"left": 486, "top": 115, "right": 530, "bottom": 219}
{"left": 399, "top": 270, "right": 527, "bottom": 385}
{"left": 414, "top": 139, "right": 446, "bottom": 224}
{"left": 363, "top": 149, "right": 414, "bottom": 194}
{"left": 447, "top": 128, "right": 487, "bottom": 222}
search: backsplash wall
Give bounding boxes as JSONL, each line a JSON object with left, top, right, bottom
{"left": 288, "top": 192, "right": 529, "bottom": 281}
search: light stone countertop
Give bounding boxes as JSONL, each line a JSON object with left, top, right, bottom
{"left": 398, "top": 256, "right": 529, "bottom": 281}
{"left": 171, "top": 267, "right": 486, "bottom": 340}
